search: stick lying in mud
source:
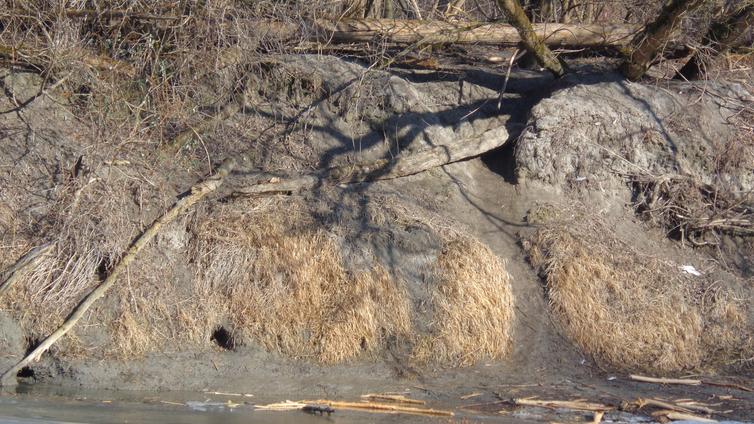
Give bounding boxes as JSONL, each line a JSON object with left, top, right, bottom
{"left": 360, "top": 393, "right": 425, "bottom": 405}
{"left": 302, "top": 399, "right": 454, "bottom": 416}
{"left": 629, "top": 374, "right": 701, "bottom": 386}
{"left": 513, "top": 398, "right": 613, "bottom": 412}
{"left": 0, "top": 159, "right": 236, "bottom": 387}
{"left": 0, "top": 243, "right": 54, "bottom": 298}
{"left": 630, "top": 374, "right": 753, "bottom": 392}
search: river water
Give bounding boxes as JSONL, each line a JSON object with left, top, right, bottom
{"left": 0, "top": 385, "right": 450, "bottom": 424}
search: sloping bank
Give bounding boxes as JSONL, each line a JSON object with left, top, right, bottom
{"left": 517, "top": 78, "right": 754, "bottom": 374}
{"left": 0, "top": 56, "right": 752, "bottom": 390}
{"left": 0, "top": 58, "right": 516, "bottom": 387}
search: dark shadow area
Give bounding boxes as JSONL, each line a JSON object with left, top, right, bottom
{"left": 481, "top": 141, "right": 518, "bottom": 184}
{"left": 16, "top": 366, "right": 35, "bottom": 379}
{"left": 211, "top": 326, "right": 237, "bottom": 351}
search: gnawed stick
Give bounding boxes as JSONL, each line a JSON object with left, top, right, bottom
{"left": 0, "top": 159, "right": 236, "bottom": 387}
{"left": 302, "top": 399, "right": 454, "bottom": 416}
{"left": 629, "top": 374, "right": 701, "bottom": 386}
{"left": 360, "top": 393, "right": 425, "bottom": 405}
{"left": 513, "top": 398, "right": 613, "bottom": 412}
{"left": 635, "top": 398, "right": 718, "bottom": 415}
{"left": 652, "top": 410, "right": 718, "bottom": 423}
{"left": 0, "top": 243, "right": 54, "bottom": 299}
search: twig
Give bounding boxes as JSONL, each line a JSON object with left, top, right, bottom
{"left": 636, "top": 398, "right": 715, "bottom": 415}
{"left": 654, "top": 410, "right": 718, "bottom": 422}
{"left": 629, "top": 374, "right": 702, "bottom": 386}
{"left": 302, "top": 399, "right": 454, "bottom": 416}
{"left": 0, "top": 159, "right": 236, "bottom": 387}
{"left": 513, "top": 398, "right": 613, "bottom": 412}
{"left": 360, "top": 393, "right": 425, "bottom": 405}
{"left": 702, "top": 380, "right": 753, "bottom": 392}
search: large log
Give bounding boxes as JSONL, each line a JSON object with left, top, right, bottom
{"left": 315, "top": 18, "right": 641, "bottom": 47}
{"left": 231, "top": 127, "right": 509, "bottom": 196}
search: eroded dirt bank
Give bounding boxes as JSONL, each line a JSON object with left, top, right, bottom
{"left": 1, "top": 55, "right": 753, "bottom": 421}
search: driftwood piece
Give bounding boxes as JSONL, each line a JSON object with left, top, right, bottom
{"left": 513, "top": 398, "right": 613, "bottom": 412}
{"left": 302, "top": 399, "right": 454, "bottom": 416}
{"left": 316, "top": 18, "right": 640, "bottom": 47}
{"left": 360, "top": 393, "right": 425, "bottom": 405}
{"left": 0, "top": 159, "right": 236, "bottom": 387}
{"left": 636, "top": 398, "right": 708, "bottom": 415}
{"left": 629, "top": 374, "right": 701, "bottom": 386}
{"left": 653, "top": 410, "right": 718, "bottom": 423}
{"left": 0, "top": 243, "right": 54, "bottom": 299}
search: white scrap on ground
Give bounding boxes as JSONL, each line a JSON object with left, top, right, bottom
{"left": 680, "top": 265, "right": 702, "bottom": 276}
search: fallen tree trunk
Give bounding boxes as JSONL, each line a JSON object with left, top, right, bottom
{"left": 315, "top": 18, "right": 641, "bottom": 47}
{"left": 0, "top": 159, "right": 236, "bottom": 387}
{"left": 231, "top": 128, "right": 508, "bottom": 196}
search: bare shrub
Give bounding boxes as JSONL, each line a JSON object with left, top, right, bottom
{"left": 523, "top": 217, "right": 754, "bottom": 373}
{"left": 631, "top": 173, "right": 753, "bottom": 246}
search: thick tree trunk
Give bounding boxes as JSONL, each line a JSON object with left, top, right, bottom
{"left": 316, "top": 18, "right": 640, "bottom": 47}
{"left": 676, "top": 3, "right": 754, "bottom": 80}
{"left": 495, "top": 0, "right": 566, "bottom": 76}
{"left": 621, "top": 0, "right": 707, "bottom": 81}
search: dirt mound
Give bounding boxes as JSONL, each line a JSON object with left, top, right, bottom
{"left": 515, "top": 78, "right": 754, "bottom": 191}
{"left": 523, "top": 209, "right": 754, "bottom": 374}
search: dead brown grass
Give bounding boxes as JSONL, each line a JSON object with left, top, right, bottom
{"left": 524, "top": 216, "right": 754, "bottom": 373}
{"left": 193, "top": 199, "right": 414, "bottom": 362}
{"left": 1, "top": 177, "right": 515, "bottom": 367}
{"left": 413, "top": 237, "right": 514, "bottom": 366}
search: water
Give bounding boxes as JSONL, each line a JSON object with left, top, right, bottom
{"left": 0, "top": 385, "right": 448, "bottom": 424}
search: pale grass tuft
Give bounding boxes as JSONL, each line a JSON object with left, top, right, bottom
{"left": 525, "top": 221, "right": 754, "bottom": 373}
{"left": 195, "top": 200, "right": 414, "bottom": 363}
{"left": 414, "top": 237, "right": 515, "bottom": 366}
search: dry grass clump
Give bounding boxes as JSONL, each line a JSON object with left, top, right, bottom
{"left": 194, "top": 199, "right": 413, "bottom": 363}
{"left": 413, "top": 237, "right": 514, "bottom": 367}
{"left": 524, "top": 220, "right": 754, "bottom": 373}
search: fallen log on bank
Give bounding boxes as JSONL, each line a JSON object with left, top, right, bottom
{"left": 230, "top": 127, "right": 509, "bottom": 196}
{"left": 315, "top": 18, "right": 641, "bottom": 47}
{"left": 0, "top": 159, "right": 236, "bottom": 387}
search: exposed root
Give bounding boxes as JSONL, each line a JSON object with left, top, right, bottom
{"left": 631, "top": 173, "right": 753, "bottom": 246}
